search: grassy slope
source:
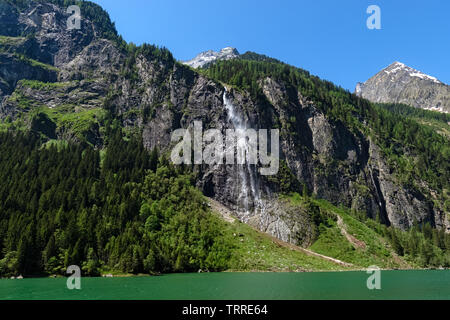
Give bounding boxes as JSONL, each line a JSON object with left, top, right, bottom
{"left": 225, "top": 219, "right": 350, "bottom": 272}
{"left": 309, "top": 199, "right": 411, "bottom": 269}
{"left": 214, "top": 194, "right": 412, "bottom": 272}
{"left": 208, "top": 198, "right": 350, "bottom": 272}
{"left": 0, "top": 36, "right": 59, "bottom": 73}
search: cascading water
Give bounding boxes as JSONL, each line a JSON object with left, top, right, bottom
{"left": 223, "top": 89, "right": 265, "bottom": 220}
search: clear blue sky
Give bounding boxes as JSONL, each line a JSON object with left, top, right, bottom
{"left": 91, "top": 0, "right": 449, "bottom": 91}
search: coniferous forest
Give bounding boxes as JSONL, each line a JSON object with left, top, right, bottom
{"left": 0, "top": 127, "right": 232, "bottom": 276}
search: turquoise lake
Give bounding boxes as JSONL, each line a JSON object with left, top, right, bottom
{"left": 0, "top": 270, "right": 449, "bottom": 300}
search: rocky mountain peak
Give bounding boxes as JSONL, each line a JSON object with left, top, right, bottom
{"left": 182, "top": 46, "right": 240, "bottom": 68}
{"left": 356, "top": 61, "right": 449, "bottom": 113}
{"left": 383, "top": 61, "right": 442, "bottom": 84}
{"left": 220, "top": 46, "right": 239, "bottom": 56}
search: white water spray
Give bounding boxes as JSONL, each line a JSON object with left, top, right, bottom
{"left": 223, "top": 89, "right": 265, "bottom": 220}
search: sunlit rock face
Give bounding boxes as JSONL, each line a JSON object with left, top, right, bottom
{"left": 356, "top": 62, "right": 449, "bottom": 114}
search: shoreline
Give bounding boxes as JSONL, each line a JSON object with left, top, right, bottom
{"left": 2, "top": 267, "right": 448, "bottom": 280}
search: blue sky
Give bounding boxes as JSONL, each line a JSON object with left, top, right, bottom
{"left": 91, "top": 0, "right": 449, "bottom": 91}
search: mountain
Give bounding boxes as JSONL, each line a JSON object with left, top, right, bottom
{"left": 0, "top": 0, "right": 449, "bottom": 276}
{"left": 356, "top": 62, "right": 450, "bottom": 113}
{"left": 182, "top": 47, "right": 240, "bottom": 68}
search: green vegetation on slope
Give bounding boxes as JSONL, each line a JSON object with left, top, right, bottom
{"left": 376, "top": 102, "right": 450, "bottom": 124}
{"left": 225, "top": 219, "right": 348, "bottom": 272}
{"left": 0, "top": 129, "right": 353, "bottom": 277}
{"left": 17, "top": 79, "right": 71, "bottom": 91}
{"left": 0, "top": 129, "right": 233, "bottom": 277}
{"left": 0, "top": 35, "right": 26, "bottom": 46}
{"left": 377, "top": 102, "right": 450, "bottom": 139}
{"left": 239, "top": 51, "right": 283, "bottom": 64}
{"left": 414, "top": 118, "right": 450, "bottom": 139}
{"left": 2, "top": 80, "right": 105, "bottom": 145}
{"left": 281, "top": 193, "right": 404, "bottom": 269}
{"left": 281, "top": 194, "right": 450, "bottom": 269}
{"left": 12, "top": 53, "right": 59, "bottom": 72}
{"left": 309, "top": 200, "right": 404, "bottom": 268}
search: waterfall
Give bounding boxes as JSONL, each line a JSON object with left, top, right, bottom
{"left": 223, "top": 89, "right": 264, "bottom": 220}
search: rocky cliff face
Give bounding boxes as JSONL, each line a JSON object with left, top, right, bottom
{"left": 0, "top": 0, "right": 123, "bottom": 145}
{"left": 0, "top": 1, "right": 448, "bottom": 247}
{"left": 356, "top": 62, "right": 450, "bottom": 113}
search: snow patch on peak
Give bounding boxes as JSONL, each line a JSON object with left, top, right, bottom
{"left": 383, "top": 61, "right": 441, "bottom": 84}
{"left": 384, "top": 61, "right": 408, "bottom": 75}
{"left": 409, "top": 72, "right": 441, "bottom": 83}
{"left": 220, "top": 47, "right": 239, "bottom": 55}
{"left": 356, "top": 60, "right": 449, "bottom": 114}
{"left": 182, "top": 47, "right": 240, "bottom": 69}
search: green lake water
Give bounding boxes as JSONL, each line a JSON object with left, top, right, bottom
{"left": 0, "top": 270, "right": 449, "bottom": 300}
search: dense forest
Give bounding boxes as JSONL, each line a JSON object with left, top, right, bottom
{"left": 0, "top": 127, "right": 232, "bottom": 276}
